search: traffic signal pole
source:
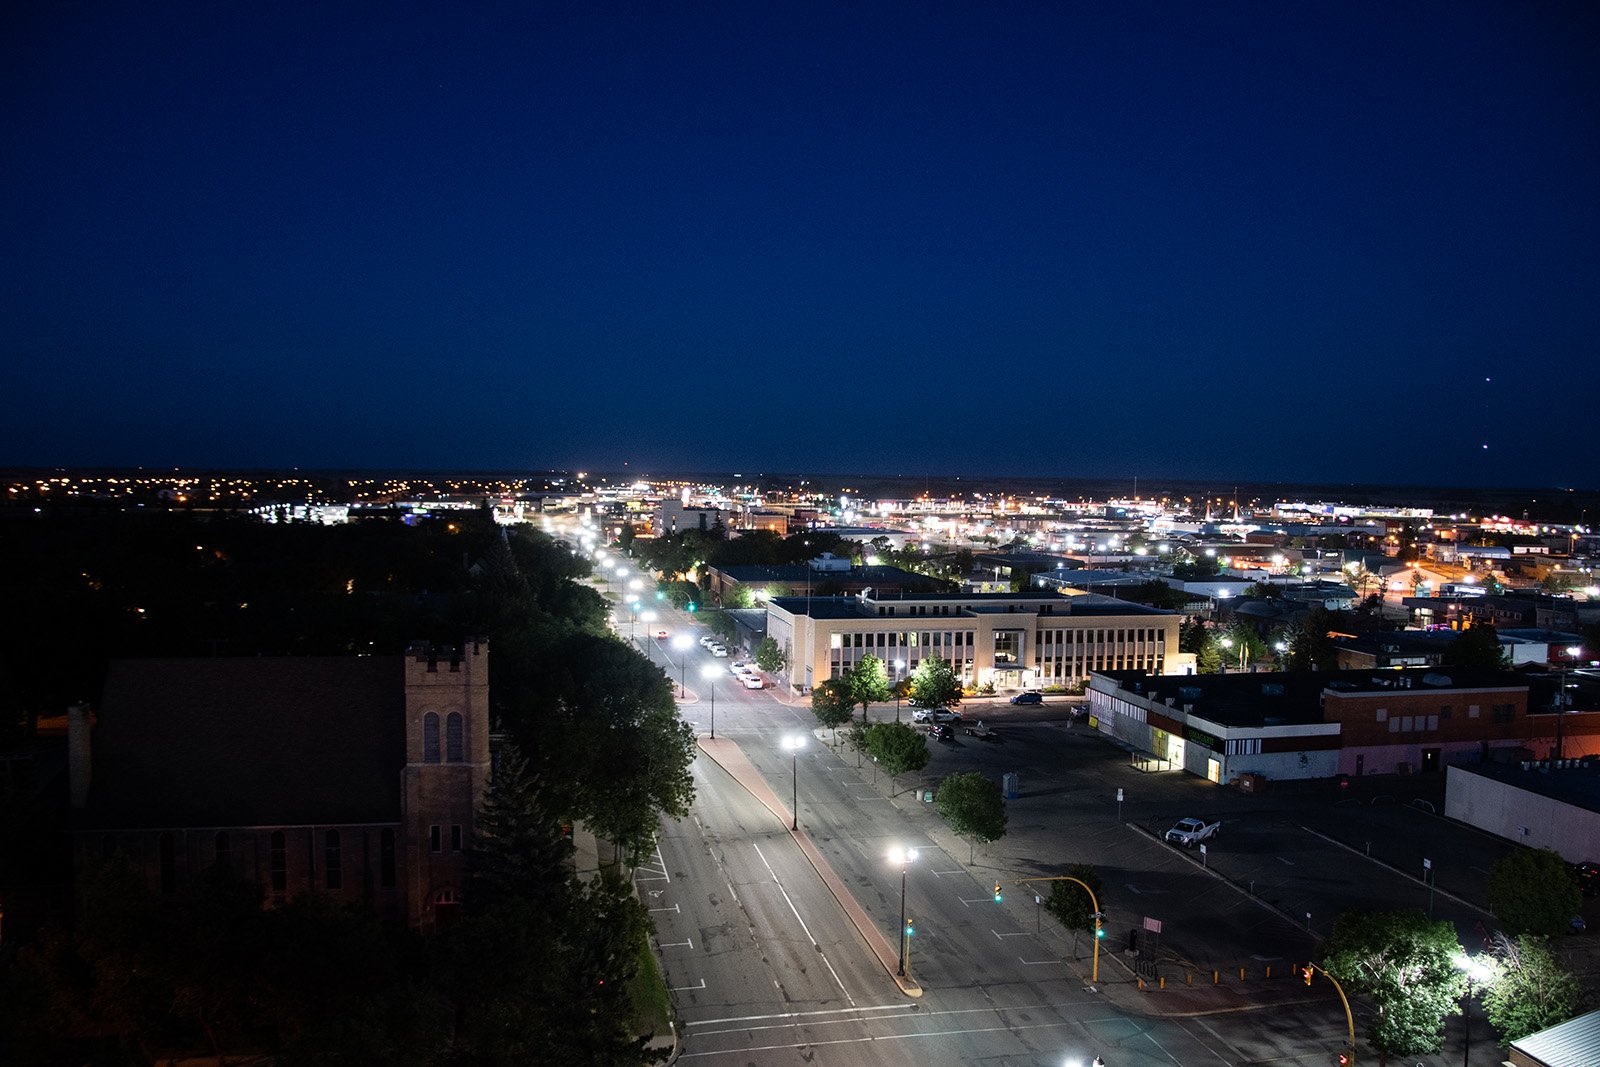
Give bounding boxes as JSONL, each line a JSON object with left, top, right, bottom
{"left": 1014, "top": 875, "right": 1103, "bottom": 985}
{"left": 1300, "top": 961, "right": 1356, "bottom": 1064}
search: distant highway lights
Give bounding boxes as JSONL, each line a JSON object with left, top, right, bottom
{"left": 888, "top": 846, "right": 918, "bottom": 977}
{"left": 782, "top": 734, "right": 806, "bottom": 830}
{"left": 701, "top": 665, "right": 721, "bottom": 740}
{"left": 672, "top": 634, "right": 693, "bottom": 698}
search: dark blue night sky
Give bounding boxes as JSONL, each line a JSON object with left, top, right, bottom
{"left": 4, "top": 3, "right": 1597, "bottom": 486}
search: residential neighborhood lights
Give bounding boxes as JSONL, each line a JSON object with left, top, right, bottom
{"left": 888, "top": 846, "right": 918, "bottom": 976}
{"left": 700, "top": 665, "right": 720, "bottom": 739}
{"left": 782, "top": 734, "right": 805, "bottom": 830}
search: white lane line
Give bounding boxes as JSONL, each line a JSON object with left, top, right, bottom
{"left": 1019, "top": 957, "right": 1058, "bottom": 965}
{"left": 1188, "top": 1015, "right": 1247, "bottom": 1063}
{"left": 958, "top": 897, "right": 994, "bottom": 906}
{"left": 993, "top": 930, "right": 1030, "bottom": 939}
{"left": 685, "top": 1003, "right": 915, "bottom": 1027}
{"left": 649, "top": 904, "right": 680, "bottom": 913}
{"left": 677, "top": 1017, "right": 1091, "bottom": 1059}
{"left": 660, "top": 938, "right": 694, "bottom": 949}
{"left": 752, "top": 842, "right": 854, "bottom": 1006}
{"left": 669, "top": 978, "right": 706, "bottom": 992}
{"left": 852, "top": 794, "right": 891, "bottom": 801}
{"left": 929, "top": 869, "right": 966, "bottom": 877}
{"left": 1277, "top": 856, "right": 1296, "bottom": 866}
{"left": 1138, "top": 1019, "right": 1186, "bottom": 1065}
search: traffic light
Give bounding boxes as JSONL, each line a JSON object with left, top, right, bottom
{"left": 1335, "top": 1053, "right": 1349, "bottom": 1066}
{"left": 905, "top": 917, "right": 914, "bottom": 938}
{"left": 687, "top": 602, "right": 697, "bottom": 612}
{"left": 994, "top": 882, "right": 1003, "bottom": 903}
{"left": 1302, "top": 965, "right": 1314, "bottom": 987}
{"left": 1093, "top": 912, "right": 1105, "bottom": 939}
{"left": 655, "top": 591, "right": 664, "bottom": 601}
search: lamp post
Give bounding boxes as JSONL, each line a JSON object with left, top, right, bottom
{"left": 672, "top": 634, "right": 693, "bottom": 698}
{"left": 1554, "top": 645, "right": 1584, "bottom": 761}
{"left": 639, "top": 609, "right": 657, "bottom": 652}
{"left": 1455, "top": 953, "right": 1492, "bottom": 1067}
{"left": 894, "top": 658, "right": 906, "bottom": 721}
{"left": 888, "top": 846, "right": 918, "bottom": 976}
{"left": 783, "top": 734, "right": 805, "bottom": 830}
{"left": 701, "top": 665, "right": 720, "bottom": 740}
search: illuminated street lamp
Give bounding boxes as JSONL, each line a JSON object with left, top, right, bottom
{"left": 782, "top": 734, "right": 806, "bottom": 830}
{"left": 888, "top": 846, "right": 918, "bottom": 976}
{"left": 894, "top": 658, "right": 907, "bottom": 721}
{"left": 700, "top": 665, "right": 720, "bottom": 740}
{"left": 1454, "top": 953, "right": 1493, "bottom": 1067}
{"left": 672, "top": 634, "right": 693, "bottom": 698}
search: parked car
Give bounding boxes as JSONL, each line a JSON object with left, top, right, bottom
{"left": 698, "top": 635, "right": 716, "bottom": 649}
{"left": 931, "top": 708, "right": 963, "bottom": 724}
{"left": 708, "top": 644, "right": 728, "bottom": 658}
{"left": 740, "top": 675, "right": 764, "bottom": 690}
{"left": 653, "top": 628, "right": 669, "bottom": 640}
{"left": 1164, "top": 818, "right": 1222, "bottom": 847}
{"left": 928, "top": 723, "right": 953, "bottom": 742}
{"left": 1571, "top": 861, "right": 1600, "bottom": 897}
{"left": 912, "top": 707, "right": 947, "bottom": 723}
{"left": 1010, "top": 692, "right": 1043, "bottom": 705}
{"left": 729, "top": 661, "right": 752, "bottom": 675}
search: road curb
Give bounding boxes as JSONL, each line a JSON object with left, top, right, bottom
{"left": 1301, "top": 825, "right": 1493, "bottom": 916}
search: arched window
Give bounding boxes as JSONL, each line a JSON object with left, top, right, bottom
{"left": 214, "top": 831, "right": 230, "bottom": 867}
{"left": 270, "top": 830, "right": 287, "bottom": 892}
{"left": 159, "top": 832, "right": 176, "bottom": 894}
{"left": 324, "top": 830, "right": 342, "bottom": 890}
{"left": 379, "top": 828, "right": 396, "bottom": 888}
{"left": 422, "top": 712, "right": 441, "bottom": 763}
{"left": 445, "top": 712, "right": 464, "bottom": 762}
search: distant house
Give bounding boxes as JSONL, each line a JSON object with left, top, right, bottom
{"left": 69, "top": 640, "right": 490, "bottom": 930}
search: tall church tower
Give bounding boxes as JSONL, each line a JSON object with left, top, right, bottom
{"left": 400, "top": 638, "right": 490, "bottom": 929}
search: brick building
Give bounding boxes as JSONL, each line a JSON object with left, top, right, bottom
{"left": 68, "top": 639, "right": 490, "bottom": 929}
{"left": 1086, "top": 667, "right": 1567, "bottom": 784}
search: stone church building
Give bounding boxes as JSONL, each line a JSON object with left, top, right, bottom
{"left": 68, "top": 639, "right": 490, "bottom": 929}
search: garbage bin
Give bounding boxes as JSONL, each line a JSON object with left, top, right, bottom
{"left": 1002, "top": 772, "right": 1019, "bottom": 800}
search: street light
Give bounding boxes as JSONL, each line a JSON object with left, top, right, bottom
{"left": 888, "top": 846, "right": 918, "bottom": 977}
{"left": 782, "top": 734, "right": 806, "bottom": 830}
{"left": 672, "top": 634, "right": 693, "bottom": 698}
{"left": 894, "top": 658, "right": 907, "bottom": 721}
{"left": 1454, "top": 953, "right": 1493, "bottom": 1067}
{"left": 700, "top": 665, "right": 720, "bottom": 740}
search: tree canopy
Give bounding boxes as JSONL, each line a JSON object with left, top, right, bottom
{"left": 847, "top": 654, "right": 892, "bottom": 720}
{"left": 861, "top": 721, "right": 930, "bottom": 791}
{"left": 1480, "top": 934, "right": 1582, "bottom": 1044}
{"left": 1320, "top": 910, "right": 1465, "bottom": 1059}
{"left": 1488, "top": 848, "right": 1581, "bottom": 938}
{"left": 811, "top": 678, "right": 856, "bottom": 736}
{"left": 1443, "top": 624, "right": 1509, "bottom": 670}
{"left": 909, "top": 655, "right": 963, "bottom": 708}
{"left": 935, "top": 772, "right": 1008, "bottom": 862}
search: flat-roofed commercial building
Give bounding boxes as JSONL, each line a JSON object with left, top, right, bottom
{"left": 766, "top": 591, "right": 1181, "bottom": 693}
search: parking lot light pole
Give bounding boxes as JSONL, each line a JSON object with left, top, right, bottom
{"left": 1455, "top": 953, "right": 1492, "bottom": 1067}
{"left": 783, "top": 734, "right": 806, "bottom": 830}
{"left": 701, "top": 665, "right": 720, "bottom": 739}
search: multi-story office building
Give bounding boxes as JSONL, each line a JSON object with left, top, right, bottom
{"left": 766, "top": 590, "right": 1183, "bottom": 693}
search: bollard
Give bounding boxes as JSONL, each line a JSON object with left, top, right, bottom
{"left": 1159, "top": 976, "right": 1165, "bottom": 989}
{"left": 1265, "top": 965, "right": 1272, "bottom": 979}
{"left": 1213, "top": 970, "right": 1220, "bottom": 985}
{"left": 1239, "top": 966, "right": 1246, "bottom": 981}
{"left": 1137, "top": 977, "right": 1145, "bottom": 990}
{"left": 1186, "top": 972, "right": 1193, "bottom": 986}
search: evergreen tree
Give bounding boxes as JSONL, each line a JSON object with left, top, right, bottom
{"left": 469, "top": 742, "right": 573, "bottom": 910}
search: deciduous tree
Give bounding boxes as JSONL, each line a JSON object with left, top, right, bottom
{"left": 909, "top": 655, "right": 962, "bottom": 709}
{"left": 1481, "top": 934, "right": 1581, "bottom": 1043}
{"left": 811, "top": 678, "right": 855, "bottom": 740}
{"left": 847, "top": 654, "right": 891, "bottom": 721}
{"left": 863, "top": 721, "right": 929, "bottom": 793}
{"left": 1043, "top": 864, "right": 1102, "bottom": 956}
{"left": 1488, "top": 848, "right": 1580, "bottom": 938}
{"left": 1320, "top": 910, "right": 1466, "bottom": 1061}
{"left": 935, "top": 772, "right": 1008, "bottom": 862}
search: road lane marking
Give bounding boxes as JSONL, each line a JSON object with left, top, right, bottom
{"left": 678, "top": 1017, "right": 1102, "bottom": 1059}
{"left": 685, "top": 1003, "right": 916, "bottom": 1027}
{"left": 1019, "top": 957, "right": 1058, "bottom": 965}
{"left": 993, "top": 930, "right": 1029, "bottom": 939}
{"left": 669, "top": 978, "right": 706, "bottom": 992}
{"left": 660, "top": 938, "right": 694, "bottom": 949}
{"left": 930, "top": 869, "right": 966, "bottom": 877}
{"left": 958, "top": 897, "right": 994, "bottom": 906}
{"left": 650, "top": 904, "right": 680, "bottom": 913}
{"left": 1276, "top": 856, "right": 1296, "bottom": 866}
{"left": 752, "top": 842, "right": 854, "bottom": 1005}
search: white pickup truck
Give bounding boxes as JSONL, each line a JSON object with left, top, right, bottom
{"left": 1164, "top": 818, "right": 1222, "bottom": 847}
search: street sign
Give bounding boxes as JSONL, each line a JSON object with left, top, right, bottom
{"left": 1143, "top": 916, "right": 1163, "bottom": 933}
{"left": 1116, "top": 788, "right": 1124, "bottom": 802}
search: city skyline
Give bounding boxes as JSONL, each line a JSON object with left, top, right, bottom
{"left": 4, "top": 3, "right": 1597, "bottom": 487}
